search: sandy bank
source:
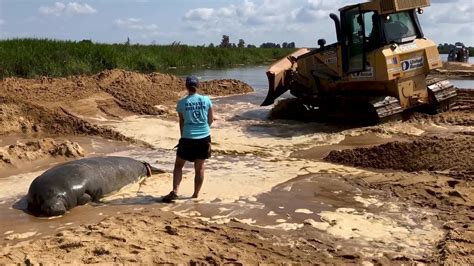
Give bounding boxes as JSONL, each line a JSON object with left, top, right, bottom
{"left": 0, "top": 69, "right": 253, "bottom": 138}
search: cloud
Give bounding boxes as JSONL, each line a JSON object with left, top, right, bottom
{"left": 66, "top": 2, "right": 97, "bottom": 14}
{"left": 0, "top": 19, "right": 4, "bottom": 25}
{"left": 115, "top": 18, "right": 160, "bottom": 38}
{"left": 182, "top": 0, "right": 341, "bottom": 44}
{"left": 39, "top": 2, "right": 66, "bottom": 16}
{"left": 183, "top": 0, "right": 341, "bottom": 26}
{"left": 184, "top": 8, "right": 215, "bottom": 21}
{"left": 422, "top": 0, "right": 473, "bottom": 24}
{"left": 39, "top": 2, "right": 97, "bottom": 16}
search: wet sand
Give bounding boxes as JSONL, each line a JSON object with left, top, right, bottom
{"left": 0, "top": 69, "right": 473, "bottom": 264}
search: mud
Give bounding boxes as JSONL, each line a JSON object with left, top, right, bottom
{"left": 0, "top": 138, "right": 84, "bottom": 169}
{"left": 432, "top": 61, "right": 474, "bottom": 79}
{"left": 325, "top": 135, "right": 473, "bottom": 173}
{"left": 0, "top": 210, "right": 346, "bottom": 265}
{"left": 0, "top": 67, "right": 473, "bottom": 264}
{"left": 346, "top": 170, "right": 474, "bottom": 265}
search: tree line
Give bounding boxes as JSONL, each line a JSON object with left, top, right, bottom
{"left": 438, "top": 43, "right": 473, "bottom": 55}
{"left": 213, "top": 35, "right": 296, "bottom": 49}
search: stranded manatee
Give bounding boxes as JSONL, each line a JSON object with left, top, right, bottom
{"left": 26, "top": 156, "right": 164, "bottom": 216}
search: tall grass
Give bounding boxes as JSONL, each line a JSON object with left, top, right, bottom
{"left": 0, "top": 39, "right": 296, "bottom": 78}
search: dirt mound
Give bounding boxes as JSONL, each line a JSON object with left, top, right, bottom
{"left": 0, "top": 138, "right": 84, "bottom": 168}
{"left": 432, "top": 62, "right": 474, "bottom": 79}
{"left": 409, "top": 111, "right": 474, "bottom": 127}
{"left": 0, "top": 69, "right": 253, "bottom": 139}
{"left": 325, "top": 135, "right": 474, "bottom": 173}
{"left": 440, "top": 62, "right": 474, "bottom": 71}
{"left": 0, "top": 96, "right": 150, "bottom": 146}
{"left": 1, "top": 69, "right": 254, "bottom": 117}
{"left": 96, "top": 70, "right": 253, "bottom": 115}
{"left": 96, "top": 70, "right": 182, "bottom": 115}
{"left": 200, "top": 79, "right": 253, "bottom": 96}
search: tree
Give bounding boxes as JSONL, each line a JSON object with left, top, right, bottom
{"left": 247, "top": 44, "right": 257, "bottom": 48}
{"left": 125, "top": 37, "right": 130, "bottom": 46}
{"left": 220, "top": 35, "right": 231, "bottom": 48}
{"left": 260, "top": 42, "right": 280, "bottom": 48}
{"left": 208, "top": 43, "right": 215, "bottom": 48}
{"left": 238, "top": 39, "right": 245, "bottom": 48}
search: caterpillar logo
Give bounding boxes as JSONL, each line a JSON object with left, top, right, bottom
{"left": 401, "top": 57, "right": 424, "bottom": 72}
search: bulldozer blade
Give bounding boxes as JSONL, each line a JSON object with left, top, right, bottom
{"left": 261, "top": 71, "right": 289, "bottom": 106}
{"left": 261, "top": 48, "right": 311, "bottom": 106}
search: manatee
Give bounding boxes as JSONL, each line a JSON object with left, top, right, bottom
{"left": 26, "top": 156, "right": 164, "bottom": 216}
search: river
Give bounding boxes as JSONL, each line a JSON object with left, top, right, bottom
{"left": 167, "top": 62, "right": 473, "bottom": 92}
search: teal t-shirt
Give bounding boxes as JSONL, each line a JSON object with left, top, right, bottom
{"left": 176, "top": 93, "right": 212, "bottom": 139}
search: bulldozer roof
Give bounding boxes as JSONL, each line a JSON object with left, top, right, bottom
{"left": 340, "top": 0, "right": 430, "bottom": 15}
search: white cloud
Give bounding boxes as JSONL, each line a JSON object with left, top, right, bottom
{"left": 39, "top": 2, "right": 97, "bottom": 16}
{"left": 184, "top": 8, "right": 215, "bottom": 21}
{"left": 39, "top": 2, "right": 66, "bottom": 16}
{"left": 115, "top": 18, "right": 159, "bottom": 37}
{"left": 0, "top": 19, "right": 4, "bottom": 25}
{"left": 66, "top": 2, "right": 97, "bottom": 14}
{"left": 183, "top": 0, "right": 342, "bottom": 27}
{"left": 182, "top": 0, "right": 341, "bottom": 44}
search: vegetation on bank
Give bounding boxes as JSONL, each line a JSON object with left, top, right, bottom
{"left": 0, "top": 39, "right": 296, "bottom": 78}
{"left": 438, "top": 43, "right": 473, "bottom": 55}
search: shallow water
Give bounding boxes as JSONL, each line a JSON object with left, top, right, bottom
{"left": 440, "top": 54, "right": 474, "bottom": 64}
{"left": 449, "top": 79, "right": 474, "bottom": 89}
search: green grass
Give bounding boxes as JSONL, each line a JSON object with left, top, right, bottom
{"left": 0, "top": 39, "right": 296, "bottom": 78}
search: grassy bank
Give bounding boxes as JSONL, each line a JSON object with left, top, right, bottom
{"left": 0, "top": 39, "right": 296, "bottom": 78}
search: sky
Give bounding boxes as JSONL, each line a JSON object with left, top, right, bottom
{"left": 0, "top": 0, "right": 472, "bottom": 47}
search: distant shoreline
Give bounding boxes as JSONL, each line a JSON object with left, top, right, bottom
{"left": 0, "top": 38, "right": 295, "bottom": 78}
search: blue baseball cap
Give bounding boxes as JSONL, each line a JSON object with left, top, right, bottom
{"left": 185, "top": 76, "right": 199, "bottom": 88}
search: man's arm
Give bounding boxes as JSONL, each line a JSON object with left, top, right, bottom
{"left": 178, "top": 112, "right": 184, "bottom": 136}
{"left": 207, "top": 107, "right": 214, "bottom": 126}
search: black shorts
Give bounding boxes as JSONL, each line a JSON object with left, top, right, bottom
{"left": 176, "top": 136, "right": 211, "bottom": 162}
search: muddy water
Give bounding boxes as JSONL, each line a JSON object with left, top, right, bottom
{"left": 0, "top": 67, "right": 448, "bottom": 258}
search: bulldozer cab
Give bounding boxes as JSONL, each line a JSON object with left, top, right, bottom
{"left": 338, "top": 2, "right": 424, "bottom": 75}
{"left": 261, "top": 0, "right": 456, "bottom": 119}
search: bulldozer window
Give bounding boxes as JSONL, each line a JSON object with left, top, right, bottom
{"left": 344, "top": 6, "right": 365, "bottom": 73}
{"left": 383, "top": 11, "right": 417, "bottom": 43}
{"left": 364, "top": 12, "right": 381, "bottom": 51}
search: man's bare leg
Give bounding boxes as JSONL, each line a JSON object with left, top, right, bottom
{"left": 173, "top": 156, "right": 186, "bottom": 194}
{"left": 192, "top": 159, "right": 205, "bottom": 198}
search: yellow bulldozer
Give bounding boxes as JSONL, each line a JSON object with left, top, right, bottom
{"left": 262, "top": 0, "right": 456, "bottom": 123}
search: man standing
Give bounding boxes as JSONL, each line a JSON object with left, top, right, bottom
{"left": 162, "top": 76, "right": 213, "bottom": 203}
